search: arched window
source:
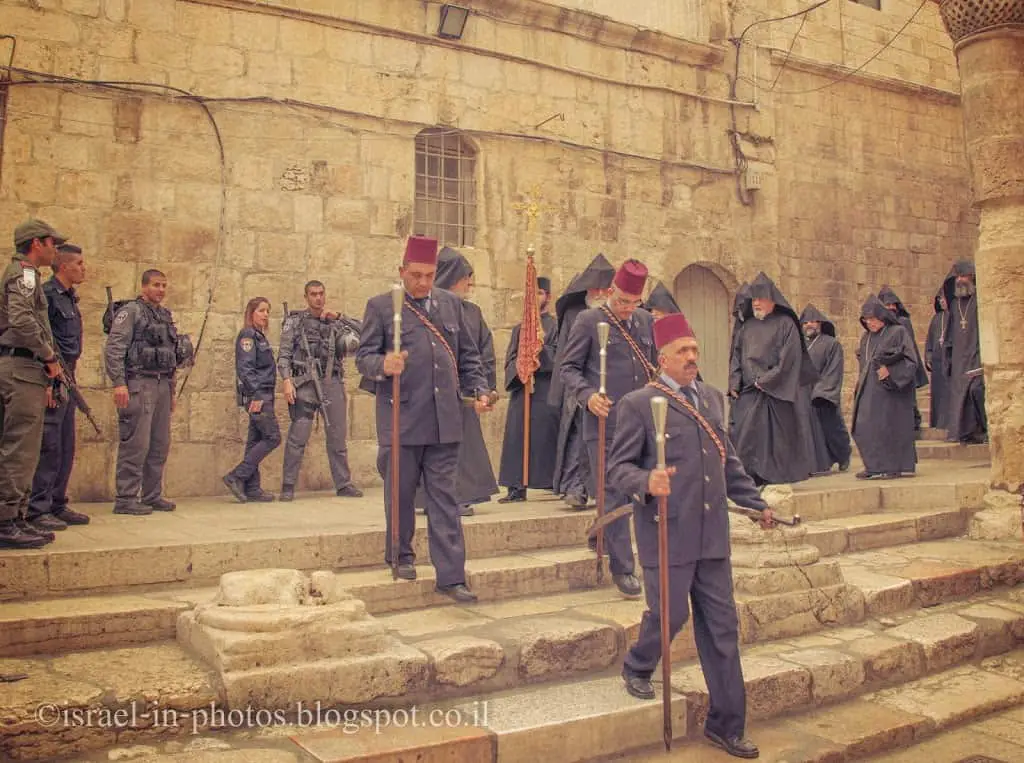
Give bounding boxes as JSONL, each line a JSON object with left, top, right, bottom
{"left": 414, "top": 128, "right": 477, "bottom": 247}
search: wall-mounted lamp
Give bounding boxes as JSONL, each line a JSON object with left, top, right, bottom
{"left": 438, "top": 5, "right": 470, "bottom": 39}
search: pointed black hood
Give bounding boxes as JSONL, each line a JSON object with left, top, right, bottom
{"left": 555, "top": 253, "right": 615, "bottom": 326}
{"left": 941, "top": 261, "right": 974, "bottom": 308}
{"left": 732, "top": 282, "right": 752, "bottom": 324}
{"left": 799, "top": 304, "right": 836, "bottom": 337}
{"left": 933, "top": 284, "right": 947, "bottom": 314}
{"left": 435, "top": 246, "right": 473, "bottom": 291}
{"left": 877, "top": 285, "right": 910, "bottom": 319}
{"left": 643, "top": 281, "right": 680, "bottom": 314}
{"left": 860, "top": 295, "right": 902, "bottom": 331}
{"left": 749, "top": 272, "right": 799, "bottom": 324}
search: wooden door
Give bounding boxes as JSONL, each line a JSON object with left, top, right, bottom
{"left": 673, "top": 265, "right": 731, "bottom": 392}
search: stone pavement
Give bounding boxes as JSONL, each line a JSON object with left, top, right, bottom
{"left": 3, "top": 455, "right": 1023, "bottom": 762}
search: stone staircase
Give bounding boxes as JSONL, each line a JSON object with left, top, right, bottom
{"left": 1, "top": 459, "right": 1022, "bottom": 762}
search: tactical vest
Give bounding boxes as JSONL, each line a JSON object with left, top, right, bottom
{"left": 290, "top": 313, "right": 343, "bottom": 377}
{"left": 126, "top": 299, "right": 189, "bottom": 375}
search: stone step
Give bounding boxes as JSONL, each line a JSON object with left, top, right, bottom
{"left": 916, "top": 440, "right": 990, "bottom": 460}
{"left": 919, "top": 427, "right": 948, "bottom": 441}
{"left": 802, "top": 508, "right": 969, "bottom": 557}
{"left": 12, "top": 589, "right": 1024, "bottom": 762}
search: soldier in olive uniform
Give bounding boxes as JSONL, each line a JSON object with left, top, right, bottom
{"left": 223, "top": 296, "right": 281, "bottom": 502}
{"left": 28, "top": 243, "right": 92, "bottom": 530}
{"left": 0, "top": 220, "right": 65, "bottom": 549}
{"left": 105, "top": 269, "right": 190, "bottom": 515}
{"left": 278, "top": 281, "right": 362, "bottom": 501}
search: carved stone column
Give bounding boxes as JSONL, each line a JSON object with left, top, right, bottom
{"left": 934, "top": 0, "right": 1024, "bottom": 536}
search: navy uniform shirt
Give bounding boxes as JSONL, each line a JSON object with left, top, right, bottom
{"left": 235, "top": 327, "right": 277, "bottom": 403}
{"left": 43, "top": 276, "right": 82, "bottom": 363}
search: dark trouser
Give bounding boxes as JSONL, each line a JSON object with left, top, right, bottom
{"left": 625, "top": 558, "right": 746, "bottom": 739}
{"left": 812, "top": 399, "right": 852, "bottom": 469}
{"left": 377, "top": 443, "right": 466, "bottom": 588}
{"left": 115, "top": 375, "right": 172, "bottom": 508}
{"left": 0, "top": 356, "right": 48, "bottom": 522}
{"left": 229, "top": 399, "right": 282, "bottom": 495}
{"left": 282, "top": 376, "right": 353, "bottom": 490}
{"left": 586, "top": 436, "right": 634, "bottom": 576}
{"left": 28, "top": 396, "right": 76, "bottom": 518}
{"left": 561, "top": 415, "right": 588, "bottom": 496}
{"left": 958, "top": 377, "right": 987, "bottom": 441}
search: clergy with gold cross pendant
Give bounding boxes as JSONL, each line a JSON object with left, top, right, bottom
{"left": 607, "top": 312, "right": 774, "bottom": 759}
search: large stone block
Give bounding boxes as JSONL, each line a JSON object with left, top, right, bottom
{"left": 846, "top": 635, "right": 924, "bottom": 687}
{"left": 505, "top": 617, "right": 619, "bottom": 679}
{"left": 778, "top": 647, "right": 866, "bottom": 703}
{"left": 418, "top": 635, "right": 505, "bottom": 686}
{"left": 885, "top": 613, "right": 980, "bottom": 672}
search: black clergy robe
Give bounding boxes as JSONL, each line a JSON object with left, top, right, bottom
{"left": 805, "top": 332, "right": 852, "bottom": 472}
{"left": 498, "top": 312, "right": 560, "bottom": 490}
{"left": 851, "top": 305, "right": 919, "bottom": 476}
{"left": 924, "top": 292, "right": 949, "bottom": 430}
{"left": 945, "top": 293, "right": 986, "bottom": 441}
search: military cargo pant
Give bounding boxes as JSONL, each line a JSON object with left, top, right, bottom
{"left": 115, "top": 376, "right": 172, "bottom": 509}
{"left": 28, "top": 393, "right": 77, "bottom": 519}
{"left": 228, "top": 399, "right": 282, "bottom": 495}
{"left": 0, "top": 356, "right": 49, "bottom": 522}
{"left": 282, "top": 376, "right": 353, "bottom": 490}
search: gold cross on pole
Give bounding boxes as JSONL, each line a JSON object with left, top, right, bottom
{"left": 512, "top": 185, "right": 555, "bottom": 242}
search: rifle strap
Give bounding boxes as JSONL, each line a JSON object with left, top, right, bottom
{"left": 600, "top": 306, "right": 658, "bottom": 381}
{"left": 404, "top": 298, "right": 458, "bottom": 379}
{"left": 647, "top": 381, "right": 727, "bottom": 466}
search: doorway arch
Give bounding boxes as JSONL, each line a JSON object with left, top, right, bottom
{"left": 673, "top": 265, "right": 731, "bottom": 392}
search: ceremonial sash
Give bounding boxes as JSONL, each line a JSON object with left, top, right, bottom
{"left": 404, "top": 298, "right": 458, "bottom": 377}
{"left": 647, "top": 380, "right": 727, "bottom": 466}
{"left": 600, "top": 306, "right": 658, "bottom": 381}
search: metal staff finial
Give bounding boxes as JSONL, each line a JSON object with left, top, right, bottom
{"left": 598, "top": 322, "right": 610, "bottom": 396}
{"left": 651, "top": 396, "right": 668, "bottom": 469}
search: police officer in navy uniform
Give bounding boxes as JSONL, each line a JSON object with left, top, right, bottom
{"left": 608, "top": 312, "right": 773, "bottom": 760}
{"left": 27, "top": 242, "right": 92, "bottom": 531}
{"left": 559, "top": 259, "right": 657, "bottom": 598}
{"left": 0, "top": 220, "right": 66, "bottom": 549}
{"left": 105, "top": 269, "right": 191, "bottom": 515}
{"left": 223, "top": 296, "right": 281, "bottom": 502}
{"left": 356, "top": 235, "right": 493, "bottom": 603}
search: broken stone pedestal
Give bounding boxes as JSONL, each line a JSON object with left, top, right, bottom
{"left": 729, "top": 486, "right": 865, "bottom": 641}
{"left": 177, "top": 569, "right": 427, "bottom": 709}
{"left": 968, "top": 489, "right": 1024, "bottom": 541}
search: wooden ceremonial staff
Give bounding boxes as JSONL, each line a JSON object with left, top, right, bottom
{"left": 651, "top": 395, "right": 672, "bottom": 751}
{"left": 522, "top": 374, "right": 532, "bottom": 494}
{"left": 596, "top": 321, "right": 610, "bottom": 583}
{"left": 390, "top": 284, "right": 403, "bottom": 581}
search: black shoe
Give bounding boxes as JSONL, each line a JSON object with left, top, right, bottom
{"left": 613, "top": 573, "right": 642, "bottom": 597}
{"left": 223, "top": 475, "right": 247, "bottom": 503}
{"left": 146, "top": 499, "right": 176, "bottom": 511}
{"left": 17, "top": 519, "right": 54, "bottom": 543}
{"left": 458, "top": 504, "right": 475, "bottom": 517}
{"left": 53, "top": 507, "right": 90, "bottom": 525}
{"left": 280, "top": 486, "right": 294, "bottom": 502}
{"left": 336, "top": 485, "right": 363, "bottom": 498}
{"left": 838, "top": 459, "right": 851, "bottom": 472}
{"left": 565, "top": 492, "right": 588, "bottom": 509}
{"left": 245, "top": 490, "right": 276, "bottom": 502}
{"left": 114, "top": 502, "right": 152, "bottom": 516}
{"left": 622, "top": 668, "right": 655, "bottom": 700}
{"left": 0, "top": 520, "right": 48, "bottom": 549}
{"left": 436, "top": 583, "right": 478, "bottom": 603}
{"left": 396, "top": 564, "right": 416, "bottom": 580}
{"left": 704, "top": 728, "right": 760, "bottom": 759}
{"left": 497, "top": 488, "right": 526, "bottom": 504}
{"left": 30, "top": 514, "right": 67, "bottom": 532}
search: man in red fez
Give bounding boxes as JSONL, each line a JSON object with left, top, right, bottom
{"left": 356, "top": 236, "right": 495, "bottom": 603}
{"left": 607, "top": 313, "right": 773, "bottom": 759}
{"left": 559, "top": 258, "right": 658, "bottom": 598}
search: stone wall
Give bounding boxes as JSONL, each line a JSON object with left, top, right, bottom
{"left": 0, "top": 0, "right": 976, "bottom": 501}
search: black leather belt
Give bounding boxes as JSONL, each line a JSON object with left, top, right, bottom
{"left": 0, "top": 347, "right": 37, "bottom": 360}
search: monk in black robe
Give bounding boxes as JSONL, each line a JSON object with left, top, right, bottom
{"left": 878, "top": 286, "right": 929, "bottom": 433}
{"left": 943, "top": 260, "right": 986, "bottom": 444}
{"left": 924, "top": 282, "right": 951, "bottom": 430}
{"left": 851, "top": 296, "right": 919, "bottom": 479}
{"left": 730, "top": 273, "right": 816, "bottom": 485}
{"left": 497, "top": 277, "right": 560, "bottom": 502}
{"left": 642, "top": 281, "right": 681, "bottom": 319}
{"left": 800, "top": 305, "right": 852, "bottom": 474}
{"left": 414, "top": 247, "right": 498, "bottom": 515}
{"left": 549, "top": 254, "right": 614, "bottom": 508}
{"left": 727, "top": 283, "right": 751, "bottom": 439}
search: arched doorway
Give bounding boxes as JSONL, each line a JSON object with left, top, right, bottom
{"left": 673, "top": 265, "right": 731, "bottom": 392}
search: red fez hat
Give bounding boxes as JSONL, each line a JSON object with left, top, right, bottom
{"left": 613, "top": 259, "right": 647, "bottom": 295}
{"left": 654, "top": 313, "right": 696, "bottom": 349}
{"left": 404, "top": 236, "right": 438, "bottom": 265}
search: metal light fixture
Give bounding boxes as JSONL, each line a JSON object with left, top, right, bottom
{"left": 438, "top": 5, "right": 470, "bottom": 39}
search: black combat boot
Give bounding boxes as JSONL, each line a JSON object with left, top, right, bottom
{"left": 0, "top": 519, "right": 48, "bottom": 550}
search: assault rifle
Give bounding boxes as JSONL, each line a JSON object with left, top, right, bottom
{"left": 283, "top": 302, "right": 331, "bottom": 429}
{"left": 52, "top": 347, "right": 102, "bottom": 435}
